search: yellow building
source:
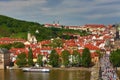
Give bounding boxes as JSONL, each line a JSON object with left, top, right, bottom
{"left": 0, "top": 48, "right": 10, "bottom": 69}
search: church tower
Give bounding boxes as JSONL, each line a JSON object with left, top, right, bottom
{"left": 27, "top": 32, "right": 31, "bottom": 41}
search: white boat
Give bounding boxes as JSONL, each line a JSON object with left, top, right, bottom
{"left": 22, "top": 67, "right": 50, "bottom": 72}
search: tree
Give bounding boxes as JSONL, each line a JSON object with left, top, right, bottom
{"left": 49, "top": 50, "right": 59, "bottom": 67}
{"left": 0, "top": 42, "right": 24, "bottom": 50}
{"left": 12, "top": 42, "right": 25, "bottom": 48}
{"left": 110, "top": 49, "right": 120, "bottom": 67}
{"left": 0, "top": 24, "right": 11, "bottom": 37}
{"left": 78, "top": 52, "right": 82, "bottom": 66}
{"left": 82, "top": 48, "right": 91, "bottom": 67}
{"left": 16, "top": 52, "right": 27, "bottom": 67}
{"left": 50, "top": 37, "right": 63, "bottom": 48}
{"left": 0, "top": 44, "right": 12, "bottom": 50}
{"left": 72, "top": 50, "right": 81, "bottom": 67}
{"left": 37, "top": 54, "right": 43, "bottom": 67}
{"left": 28, "top": 47, "right": 34, "bottom": 66}
{"left": 61, "top": 50, "right": 70, "bottom": 67}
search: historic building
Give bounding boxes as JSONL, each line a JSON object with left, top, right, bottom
{"left": 27, "top": 32, "right": 37, "bottom": 44}
{"left": 0, "top": 48, "right": 10, "bottom": 69}
{"left": 112, "top": 24, "right": 120, "bottom": 40}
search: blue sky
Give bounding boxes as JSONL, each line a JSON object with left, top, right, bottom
{"left": 0, "top": 0, "right": 120, "bottom": 26}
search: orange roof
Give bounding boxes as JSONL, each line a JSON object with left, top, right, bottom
{"left": 39, "top": 40, "right": 51, "bottom": 45}
{"left": 55, "top": 48, "right": 63, "bottom": 55}
{"left": 85, "top": 43, "right": 99, "bottom": 50}
{"left": 9, "top": 48, "right": 28, "bottom": 55}
{"left": 103, "top": 35, "right": 111, "bottom": 39}
{"left": 0, "top": 37, "right": 26, "bottom": 44}
{"left": 91, "top": 52, "right": 99, "bottom": 58}
{"left": 78, "top": 49, "right": 83, "bottom": 53}
{"left": 85, "top": 24, "right": 105, "bottom": 28}
{"left": 40, "top": 47, "right": 52, "bottom": 50}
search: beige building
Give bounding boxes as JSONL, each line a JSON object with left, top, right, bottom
{"left": 27, "top": 32, "right": 37, "bottom": 44}
{"left": 0, "top": 48, "right": 10, "bottom": 69}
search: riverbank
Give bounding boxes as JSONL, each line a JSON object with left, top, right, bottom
{"left": 8, "top": 66, "right": 91, "bottom": 72}
{"left": 50, "top": 67, "right": 91, "bottom": 71}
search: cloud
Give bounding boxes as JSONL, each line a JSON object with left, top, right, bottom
{"left": 45, "top": 0, "right": 64, "bottom": 7}
{"left": 0, "top": 0, "right": 120, "bottom": 25}
{"left": 94, "top": 0, "right": 120, "bottom": 4}
{"left": 0, "top": 0, "right": 46, "bottom": 16}
{"left": 0, "top": 0, "right": 46, "bottom": 8}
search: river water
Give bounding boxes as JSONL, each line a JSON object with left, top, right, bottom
{"left": 0, "top": 69, "right": 91, "bottom": 80}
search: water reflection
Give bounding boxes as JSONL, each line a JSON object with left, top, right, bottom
{"left": 4, "top": 70, "right": 49, "bottom": 80}
{"left": 0, "top": 69, "right": 91, "bottom": 80}
{"left": 49, "top": 70, "right": 90, "bottom": 80}
{"left": 0, "top": 70, "right": 4, "bottom": 80}
{"left": 24, "top": 72, "right": 49, "bottom": 80}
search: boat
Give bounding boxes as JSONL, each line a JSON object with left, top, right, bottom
{"left": 22, "top": 67, "right": 50, "bottom": 72}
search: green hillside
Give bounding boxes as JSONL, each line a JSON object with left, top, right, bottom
{"left": 0, "top": 15, "right": 89, "bottom": 41}
{"left": 0, "top": 15, "right": 43, "bottom": 39}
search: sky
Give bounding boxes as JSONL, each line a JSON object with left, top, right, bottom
{"left": 0, "top": 0, "right": 120, "bottom": 26}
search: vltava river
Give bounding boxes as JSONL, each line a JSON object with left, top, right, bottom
{"left": 0, "top": 69, "right": 91, "bottom": 80}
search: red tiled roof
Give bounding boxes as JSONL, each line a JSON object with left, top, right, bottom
{"left": 55, "top": 48, "right": 63, "bottom": 55}
{"left": 103, "top": 35, "right": 111, "bottom": 39}
{"left": 32, "top": 48, "right": 41, "bottom": 57}
{"left": 78, "top": 49, "right": 83, "bottom": 53}
{"left": 85, "top": 43, "right": 99, "bottom": 50}
{"left": 85, "top": 24, "right": 105, "bottom": 28}
{"left": 95, "top": 40, "right": 104, "bottom": 46}
{"left": 0, "top": 37, "right": 26, "bottom": 44}
{"left": 38, "top": 40, "right": 51, "bottom": 45}
{"left": 9, "top": 48, "right": 28, "bottom": 55}
{"left": 64, "top": 39, "right": 77, "bottom": 47}
{"left": 91, "top": 52, "right": 99, "bottom": 58}
{"left": 40, "top": 47, "right": 51, "bottom": 50}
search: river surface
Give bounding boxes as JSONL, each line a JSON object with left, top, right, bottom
{"left": 0, "top": 69, "right": 91, "bottom": 80}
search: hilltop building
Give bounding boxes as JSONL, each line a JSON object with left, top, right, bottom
{"left": 116, "top": 25, "right": 120, "bottom": 39}
{"left": 112, "top": 24, "right": 120, "bottom": 40}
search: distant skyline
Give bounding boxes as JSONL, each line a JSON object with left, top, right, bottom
{"left": 0, "top": 0, "right": 120, "bottom": 26}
